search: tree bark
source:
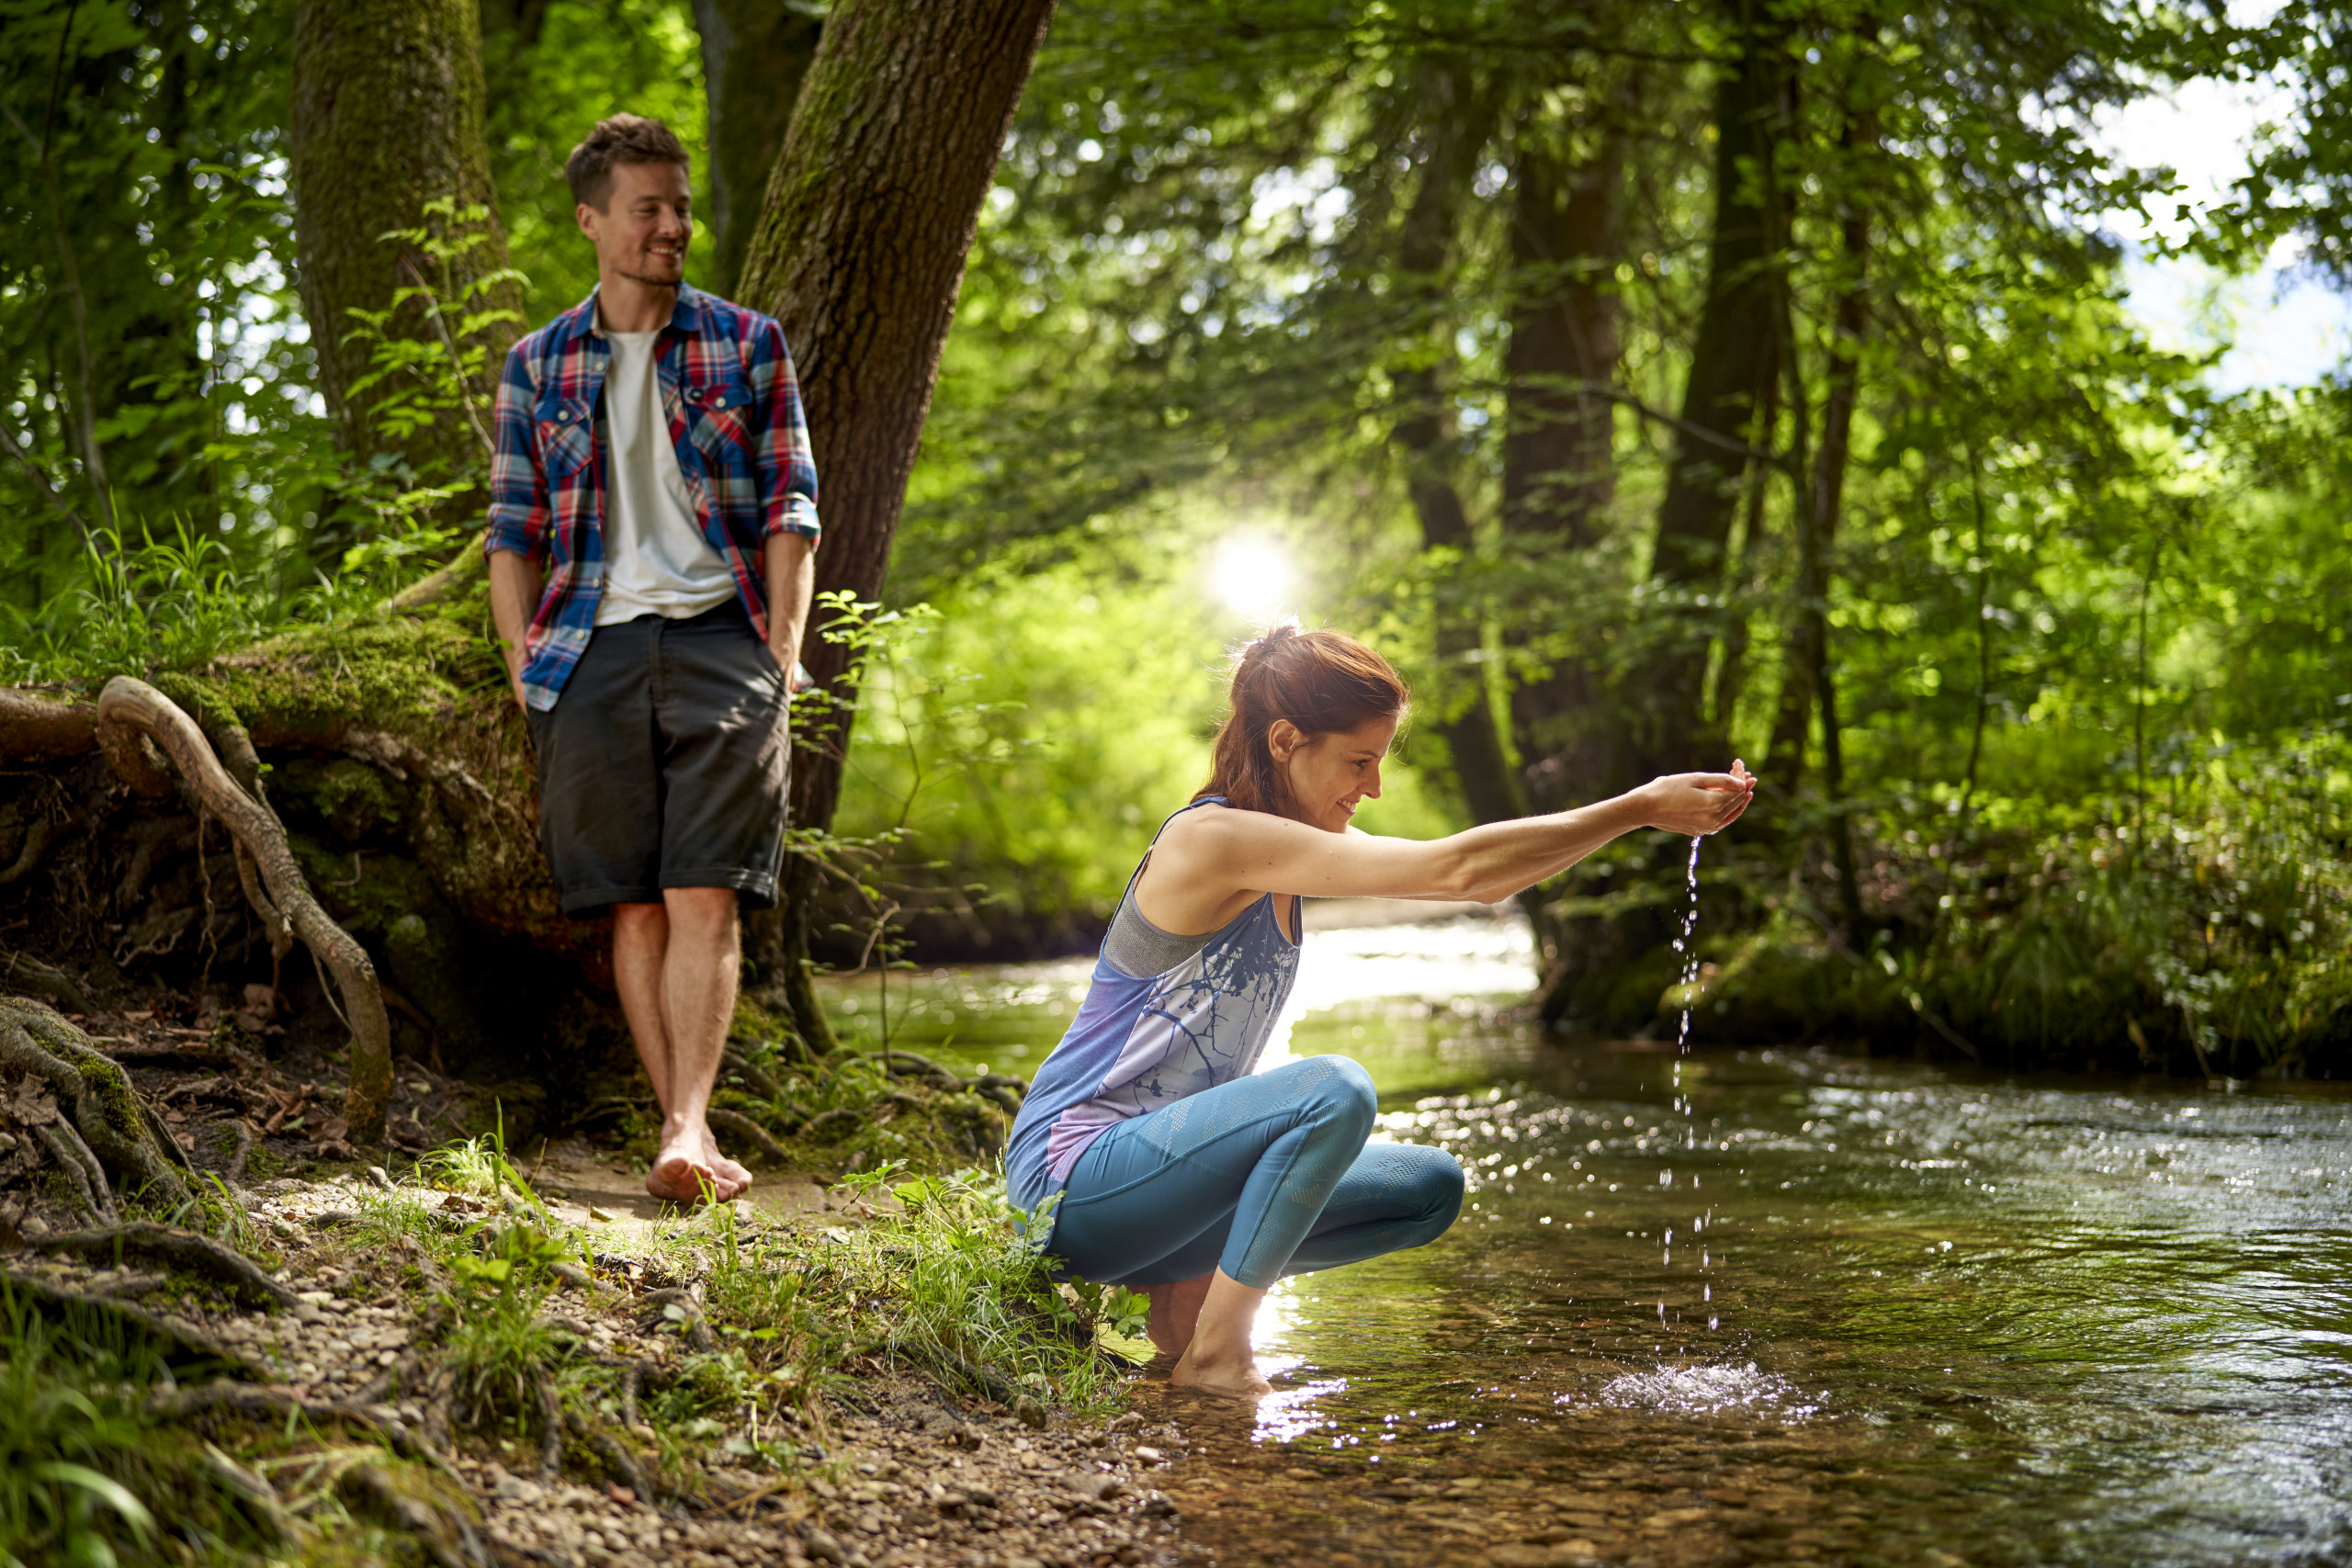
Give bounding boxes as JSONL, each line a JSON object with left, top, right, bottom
{"left": 1387, "top": 62, "right": 1523, "bottom": 829}
{"left": 1634, "top": 1, "right": 1790, "bottom": 775}
{"left": 1499, "top": 96, "right": 1629, "bottom": 813}
{"left": 1765, "top": 115, "right": 1871, "bottom": 797}
{"left": 289, "top": 0, "right": 520, "bottom": 488}
{"left": 1767, "top": 108, "right": 1875, "bottom": 952}
{"left": 690, "top": 0, "right": 824, "bottom": 301}
{"left": 732, "top": 0, "right": 1057, "bottom": 1040}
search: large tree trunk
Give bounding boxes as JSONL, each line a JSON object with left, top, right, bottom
{"left": 1388, "top": 62, "right": 1524, "bottom": 829}
{"left": 1632, "top": 2, "right": 1791, "bottom": 777}
{"left": 289, "top": 0, "right": 520, "bottom": 491}
{"left": 691, "top": 0, "right": 824, "bottom": 302}
{"left": 732, "top": 0, "right": 1057, "bottom": 1043}
{"left": 1767, "top": 107, "right": 1876, "bottom": 951}
{"left": 1530, "top": 10, "right": 1789, "bottom": 1033}
{"left": 1499, "top": 98, "right": 1630, "bottom": 815}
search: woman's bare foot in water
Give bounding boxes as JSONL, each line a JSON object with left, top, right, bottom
{"left": 1169, "top": 1337, "right": 1273, "bottom": 1399}
{"left": 1147, "top": 1274, "right": 1215, "bottom": 1357}
{"left": 1166, "top": 1269, "right": 1272, "bottom": 1398}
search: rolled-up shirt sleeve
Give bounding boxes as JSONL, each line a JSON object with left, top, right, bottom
{"left": 483, "top": 343, "right": 549, "bottom": 558}
{"left": 751, "top": 319, "right": 820, "bottom": 544}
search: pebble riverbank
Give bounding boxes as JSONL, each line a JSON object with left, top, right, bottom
{"left": 11, "top": 1169, "right": 1209, "bottom": 1568}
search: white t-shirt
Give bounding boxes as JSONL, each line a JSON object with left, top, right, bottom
{"left": 593, "top": 327, "right": 737, "bottom": 626}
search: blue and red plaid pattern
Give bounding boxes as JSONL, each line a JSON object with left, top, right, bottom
{"left": 483, "top": 284, "right": 820, "bottom": 710}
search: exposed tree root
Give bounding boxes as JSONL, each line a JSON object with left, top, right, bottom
{"left": 225, "top": 1117, "right": 256, "bottom": 1185}
{"left": 198, "top": 1442, "right": 300, "bottom": 1550}
{"left": 1, "top": 997, "right": 192, "bottom": 1208}
{"left": 0, "top": 1267, "right": 268, "bottom": 1377}
{"left": 617, "top": 1358, "right": 648, "bottom": 1435}
{"left": 32, "top": 1118, "right": 117, "bottom": 1221}
{"left": 564, "top": 1405, "right": 654, "bottom": 1500}
{"left": 30, "top": 1220, "right": 297, "bottom": 1310}
{"left": 0, "top": 688, "right": 98, "bottom": 760}
{"left": 338, "top": 1459, "right": 495, "bottom": 1568}
{"left": 888, "top": 1333, "right": 1023, "bottom": 1406}
{"left": 803, "top": 1106, "right": 865, "bottom": 1142}
{"left": 720, "top": 1046, "right": 789, "bottom": 1101}
{"left": 0, "top": 818, "right": 65, "bottom": 891}
{"left": 534, "top": 1370, "right": 565, "bottom": 1477}
{"left": 639, "top": 1286, "right": 717, "bottom": 1353}
{"left": 93, "top": 677, "right": 393, "bottom": 1144}
{"left": 707, "top": 1106, "right": 795, "bottom": 1164}
{"left": 882, "top": 1048, "right": 962, "bottom": 1090}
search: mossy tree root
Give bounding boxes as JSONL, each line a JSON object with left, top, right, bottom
{"left": 0, "top": 997, "right": 191, "bottom": 1210}
{"left": 1, "top": 1267, "right": 268, "bottom": 1376}
{"left": 30, "top": 1220, "right": 297, "bottom": 1310}
{"left": 706, "top": 1106, "right": 794, "bottom": 1164}
{"left": 336, "top": 1460, "right": 495, "bottom": 1568}
{"left": 563, "top": 1405, "right": 653, "bottom": 1500}
{"left": 94, "top": 676, "right": 394, "bottom": 1145}
{"left": 31, "top": 1119, "right": 116, "bottom": 1221}
{"left": 0, "top": 950, "right": 92, "bottom": 1012}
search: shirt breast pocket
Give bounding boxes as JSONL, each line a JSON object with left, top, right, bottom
{"left": 684, "top": 377, "right": 756, "bottom": 477}
{"left": 535, "top": 396, "right": 595, "bottom": 479}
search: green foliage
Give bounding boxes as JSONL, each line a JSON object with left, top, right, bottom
{"left": 14, "top": 0, "right": 2352, "bottom": 1072}
{"left": 0, "top": 1285, "right": 280, "bottom": 1567}
{"left": 831, "top": 552, "right": 1461, "bottom": 949}
{"left": 707, "top": 1166, "right": 1139, "bottom": 1413}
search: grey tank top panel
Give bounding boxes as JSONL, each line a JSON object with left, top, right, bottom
{"left": 1097, "top": 800, "right": 1296, "bottom": 979}
{"left": 1101, "top": 882, "right": 1225, "bottom": 978}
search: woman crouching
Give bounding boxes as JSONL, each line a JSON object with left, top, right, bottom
{"left": 1004, "top": 624, "right": 1755, "bottom": 1397}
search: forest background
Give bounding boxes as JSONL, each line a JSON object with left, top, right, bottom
{"left": 7, "top": 0, "right": 2352, "bottom": 1090}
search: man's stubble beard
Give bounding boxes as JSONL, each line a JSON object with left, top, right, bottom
{"left": 614, "top": 263, "right": 684, "bottom": 288}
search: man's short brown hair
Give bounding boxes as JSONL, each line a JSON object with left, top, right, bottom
{"left": 565, "top": 115, "right": 691, "bottom": 211}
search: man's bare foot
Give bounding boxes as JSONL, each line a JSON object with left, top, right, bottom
{"left": 1147, "top": 1274, "right": 1215, "bottom": 1357}
{"left": 648, "top": 1131, "right": 742, "bottom": 1203}
{"left": 703, "top": 1132, "right": 754, "bottom": 1196}
{"left": 1169, "top": 1337, "right": 1272, "bottom": 1399}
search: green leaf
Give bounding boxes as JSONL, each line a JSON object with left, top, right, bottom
{"left": 32, "top": 1463, "right": 153, "bottom": 1537}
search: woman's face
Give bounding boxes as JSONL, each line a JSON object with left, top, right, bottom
{"left": 1269, "top": 713, "right": 1401, "bottom": 832}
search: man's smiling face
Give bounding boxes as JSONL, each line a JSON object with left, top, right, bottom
{"left": 579, "top": 159, "right": 692, "bottom": 289}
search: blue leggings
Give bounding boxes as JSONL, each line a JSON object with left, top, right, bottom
{"left": 1043, "top": 1055, "right": 1464, "bottom": 1290}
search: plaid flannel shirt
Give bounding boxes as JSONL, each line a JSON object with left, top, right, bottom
{"left": 483, "top": 284, "right": 820, "bottom": 710}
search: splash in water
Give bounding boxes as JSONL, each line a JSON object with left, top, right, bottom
{"left": 1594, "top": 1361, "right": 1814, "bottom": 1417}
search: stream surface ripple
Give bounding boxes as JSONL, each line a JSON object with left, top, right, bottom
{"left": 825, "top": 908, "right": 2352, "bottom": 1568}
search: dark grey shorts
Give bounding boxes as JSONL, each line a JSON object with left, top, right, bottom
{"left": 526, "top": 600, "right": 790, "bottom": 919}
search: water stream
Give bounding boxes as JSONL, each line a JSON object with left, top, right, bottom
{"left": 823, "top": 909, "right": 2352, "bottom": 1567}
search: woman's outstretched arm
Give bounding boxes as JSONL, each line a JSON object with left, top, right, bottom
{"left": 1146, "top": 766, "right": 1754, "bottom": 927}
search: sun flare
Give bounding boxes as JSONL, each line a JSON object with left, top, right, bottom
{"left": 1213, "top": 536, "right": 1294, "bottom": 620}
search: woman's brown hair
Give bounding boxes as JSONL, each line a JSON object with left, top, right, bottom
{"left": 1194, "top": 622, "right": 1409, "bottom": 816}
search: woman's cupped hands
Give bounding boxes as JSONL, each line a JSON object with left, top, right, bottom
{"left": 1639, "top": 758, "right": 1757, "bottom": 836}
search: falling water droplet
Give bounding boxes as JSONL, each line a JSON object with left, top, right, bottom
{"left": 1674, "top": 835, "right": 1702, "bottom": 1052}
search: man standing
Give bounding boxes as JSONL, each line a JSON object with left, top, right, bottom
{"left": 485, "top": 115, "right": 817, "bottom": 1204}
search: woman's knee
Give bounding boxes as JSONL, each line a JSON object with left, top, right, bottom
{"left": 1401, "top": 1144, "right": 1464, "bottom": 1232}
{"left": 1300, "top": 1055, "right": 1378, "bottom": 1134}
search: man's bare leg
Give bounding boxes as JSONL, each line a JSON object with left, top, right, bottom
{"left": 613, "top": 890, "right": 749, "bottom": 1202}
{"left": 1169, "top": 1269, "right": 1272, "bottom": 1398}
{"left": 1147, "top": 1273, "right": 1216, "bottom": 1358}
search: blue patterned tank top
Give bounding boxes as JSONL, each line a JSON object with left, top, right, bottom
{"left": 1004, "top": 798, "right": 1301, "bottom": 1214}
